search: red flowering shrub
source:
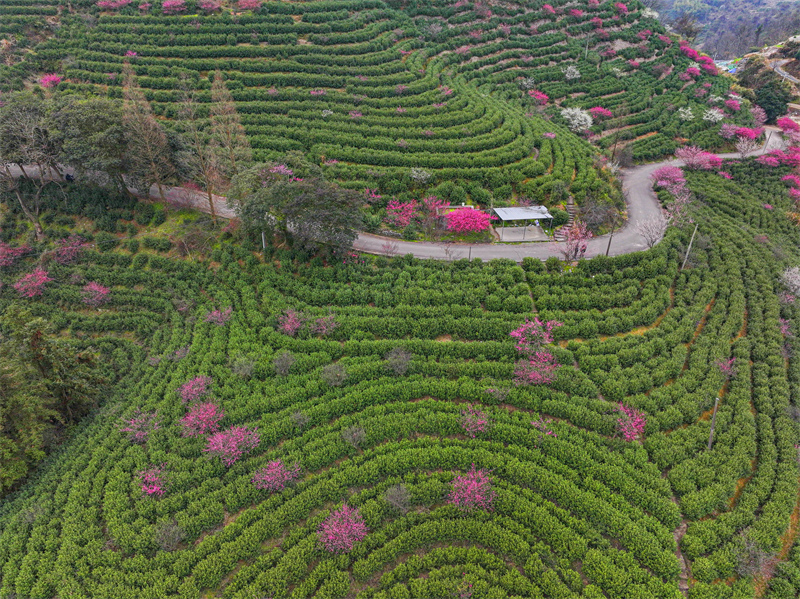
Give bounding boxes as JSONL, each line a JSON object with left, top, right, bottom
{"left": 55, "top": 235, "right": 89, "bottom": 265}
{"left": 181, "top": 402, "right": 224, "bottom": 437}
{"left": 318, "top": 504, "right": 368, "bottom": 553}
{"left": 527, "top": 90, "right": 548, "bottom": 105}
{"left": 447, "top": 464, "right": 496, "bottom": 512}
{"left": 589, "top": 106, "right": 612, "bottom": 119}
{"left": 40, "top": 74, "right": 62, "bottom": 88}
{"left": 204, "top": 426, "right": 260, "bottom": 466}
{"left": 445, "top": 208, "right": 496, "bottom": 233}
{"left": 252, "top": 460, "right": 302, "bottom": 492}
{"left": 14, "top": 268, "right": 52, "bottom": 298}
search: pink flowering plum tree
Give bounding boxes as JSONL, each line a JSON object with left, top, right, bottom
{"left": 14, "top": 268, "right": 52, "bottom": 298}
{"left": 39, "top": 74, "right": 62, "bottom": 89}
{"left": 510, "top": 317, "right": 561, "bottom": 353}
{"left": 460, "top": 405, "right": 491, "bottom": 438}
{"left": 675, "top": 146, "right": 721, "bottom": 170}
{"left": 318, "top": 504, "right": 369, "bottom": 553}
{"left": 137, "top": 464, "right": 167, "bottom": 497}
{"left": 511, "top": 317, "right": 562, "bottom": 386}
{"left": 179, "top": 375, "right": 213, "bottom": 403}
{"left": 617, "top": 404, "right": 646, "bottom": 442}
{"left": 119, "top": 409, "right": 160, "bottom": 444}
{"left": 447, "top": 465, "right": 496, "bottom": 512}
{"left": 82, "top": 282, "right": 110, "bottom": 308}
{"left": 560, "top": 223, "right": 591, "bottom": 262}
{"left": 588, "top": 106, "right": 613, "bottom": 119}
{"left": 161, "top": 0, "right": 186, "bottom": 13}
{"left": 515, "top": 351, "right": 559, "bottom": 385}
{"left": 181, "top": 402, "right": 224, "bottom": 437}
{"left": 527, "top": 90, "right": 549, "bottom": 105}
{"left": 310, "top": 313, "right": 338, "bottom": 336}
{"left": 252, "top": 460, "right": 302, "bottom": 492}
{"left": 445, "top": 208, "right": 496, "bottom": 234}
{"left": 204, "top": 426, "right": 259, "bottom": 466}
{"left": 715, "top": 357, "right": 737, "bottom": 380}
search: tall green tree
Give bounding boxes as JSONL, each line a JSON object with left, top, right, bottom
{"left": 48, "top": 95, "right": 130, "bottom": 195}
{"left": 231, "top": 153, "right": 363, "bottom": 253}
{"left": 0, "top": 307, "right": 108, "bottom": 493}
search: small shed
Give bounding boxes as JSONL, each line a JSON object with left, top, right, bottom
{"left": 493, "top": 206, "right": 553, "bottom": 241}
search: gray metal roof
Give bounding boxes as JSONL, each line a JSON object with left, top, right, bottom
{"left": 493, "top": 206, "right": 553, "bottom": 221}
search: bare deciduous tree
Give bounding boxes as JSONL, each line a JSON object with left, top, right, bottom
{"left": 210, "top": 70, "right": 252, "bottom": 181}
{"left": 385, "top": 347, "right": 412, "bottom": 376}
{"left": 636, "top": 217, "right": 668, "bottom": 248}
{"left": 384, "top": 484, "right": 411, "bottom": 513}
{"left": 122, "top": 64, "right": 176, "bottom": 203}
{"left": 341, "top": 425, "right": 366, "bottom": 449}
{"left": 735, "top": 137, "right": 758, "bottom": 159}
{"left": 321, "top": 362, "right": 347, "bottom": 387}
{"left": 273, "top": 350, "right": 295, "bottom": 376}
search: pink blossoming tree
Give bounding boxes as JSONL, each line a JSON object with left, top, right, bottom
{"left": 205, "top": 307, "right": 232, "bottom": 325}
{"left": 278, "top": 309, "right": 305, "bottom": 336}
{"left": 617, "top": 404, "right": 646, "bottom": 442}
{"left": 137, "top": 464, "right": 167, "bottom": 496}
{"left": 179, "top": 375, "right": 213, "bottom": 403}
{"left": 40, "top": 74, "right": 62, "bottom": 88}
{"left": 589, "top": 106, "right": 613, "bottom": 119}
{"left": 318, "top": 504, "right": 369, "bottom": 553}
{"left": 14, "top": 268, "right": 52, "bottom": 298}
{"left": 119, "top": 409, "right": 160, "bottom": 444}
{"left": 55, "top": 235, "right": 89, "bottom": 265}
{"left": 560, "top": 223, "right": 592, "bottom": 261}
{"left": 0, "top": 243, "right": 31, "bottom": 269}
{"left": 445, "top": 208, "right": 497, "bottom": 233}
{"left": 181, "top": 402, "right": 224, "bottom": 437}
{"left": 528, "top": 90, "right": 549, "bottom": 105}
{"left": 715, "top": 357, "right": 736, "bottom": 380}
{"left": 204, "top": 425, "right": 260, "bottom": 467}
{"left": 386, "top": 200, "right": 417, "bottom": 228}
{"left": 447, "top": 465, "right": 496, "bottom": 512}
{"left": 460, "top": 405, "right": 491, "bottom": 438}
{"left": 82, "top": 282, "right": 111, "bottom": 308}
{"left": 252, "top": 460, "right": 302, "bottom": 492}
{"left": 161, "top": 0, "right": 186, "bottom": 14}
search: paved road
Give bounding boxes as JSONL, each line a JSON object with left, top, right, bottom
{"left": 7, "top": 133, "right": 784, "bottom": 261}
{"left": 770, "top": 59, "right": 800, "bottom": 85}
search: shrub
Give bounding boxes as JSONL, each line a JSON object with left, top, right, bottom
{"left": 447, "top": 465, "right": 496, "bottom": 512}
{"left": 179, "top": 376, "right": 213, "bottom": 403}
{"left": 180, "top": 402, "right": 224, "bottom": 437}
{"left": 318, "top": 504, "right": 368, "bottom": 553}
{"left": 119, "top": 409, "right": 160, "bottom": 444}
{"left": 14, "top": 269, "right": 52, "bottom": 298}
{"left": 252, "top": 460, "right": 301, "bottom": 492}
{"left": 204, "top": 426, "right": 259, "bottom": 467}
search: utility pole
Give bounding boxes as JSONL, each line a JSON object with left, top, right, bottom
{"left": 605, "top": 218, "right": 617, "bottom": 256}
{"left": 707, "top": 397, "right": 720, "bottom": 450}
{"left": 681, "top": 223, "right": 698, "bottom": 271}
{"left": 763, "top": 131, "right": 772, "bottom": 154}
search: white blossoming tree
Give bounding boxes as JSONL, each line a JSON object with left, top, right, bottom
{"left": 560, "top": 107, "right": 593, "bottom": 132}
{"left": 678, "top": 107, "right": 694, "bottom": 121}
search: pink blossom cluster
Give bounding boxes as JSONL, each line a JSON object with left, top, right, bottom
{"left": 756, "top": 156, "right": 780, "bottom": 167}
{"left": 179, "top": 375, "right": 213, "bottom": 403}
{"left": 82, "top": 282, "right": 110, "bottom": 307}
{"left": 778, "top": 117, "right": 800, "bottom": 133}
{"left": 14, "top": 268, "right": 52, "bottom": 298}
{"left": 780, "top": 318, "right": 793, "bottom": 337}
{"left": 542, "top": 4, "right": 555, "bottom": 14}
{"left": 590, "top": 16, "right": 602, "bottom": 28}
{"left": 588, "top": 0, "right": 599, "bottom": 5}
{"left": 751, "top": 105, "right": 767, "bottom": 127}
{"left": 651, "top": 165, "right": 685, "bottom": 190}
{"left": 386, "top": 199, "right": 418, "bottom": 228}
{"left": 724, "top": 99, "right": 741, "bottom": 112}
{"left": 139, "top": 3, "right": 151, "bottom": 10}
{"left": 318, "top": 504, "right": 368, "bottom": 553}
{"left": 310, "top": 89, "right": 326, "bottom": 96}
{"left": 694, "top": 88, "right": 707, "bottom": 98}
{"left": 735, "top": 127, "right": 762, "bottom": 140}
{"left": 252, "top": 460, "right": 302, "bottom": 492}
{"left": 628, "top": 60, "right": 640, "bottom": 69}
{"left": 423, "top": 194, "right": 447, "bottom": 217}
{"left": 589, "top": 106, "right": 612, "bottom": 119}
{"left": 161, "top": 0, "right": 186, "bottom": 13}
{"left": 658, "top": 34, "right": 672, "bottom": 44}
{"left": 680, "top": 43, "right": 699, "bottom": 61}
{"left": 278, "top": 308, "right": 304, "bottom": 336}
{"left": 531, "top": 417, "right": 557, "bottom": 438}
{"left": 678, "top": 72, "right": 693, "bottom": 82}
{"left": 399, "top": 49, "right": 413, "bottom": 56}
{"left": 600, "top": 48, "right": 617, "bottom": 58}
{"left": 510, "top": 317, "right": 561, "bottom": 353}
{"left": 198, "top": 0, "right": 221, "bottom": 12}
{"left": 570, "top": 9, "right": 583, "bottom": 17}
{"left": 268, "top": 164, "right": 293, "bottom": 177}
{"left": 637, "top": 29, "right": 651, "bottom": 40}
{"left": 460, "top": 405, "right": 490, "bottom": 438}
{"left": 685, "top": 67, "right": 701, "bottom": 78}
{"left": 542, "top": 132, "right": 557, "bottom": 139}
{"left": 237, "top": 0, "right": 261, "bottom": 9}
{"left": 455, "top": 45, "right": 470, "bottom": 55}
{"left": 349, "top": 110, "right": 362, "bottom": 119}
{"left": 719, "top": 123, "right": 738, "bottom": 140}
{"left": 395, "top": 84, "right": 409, "bottom": 95}
{"left": 205, "top": 307, "right": 232, "bottom": 325}
{"left": 0, "top": 242, "right": 31, "bottom": 268}
{"left": 715, "top": 357, "right": 736, "bottom": 379}
{"left": 596, "top": 28, "right": 609, "bottom": 39}
{"left": 119, "top": 409, "right": 160, "bottom": 444}
{"left": 364, "top": 188, "right": 382, "bottom": 202}
{"left": 717, "top": 171, "right": 732, "bottom": 179}
{"left": 614, "top": 2, "right": 628, "bottom": 14}
{"left": 447, "top": 464, "right": 496, "bottom": 512}
{"left": 782, "top": 174, "right": 800, "bottom": 187}
{"left": 310, "top": 313, "right": 338, "bottom": 336}
{"left": 499, "top": 23, "right": 511, "bottom": 36}
{"left": 514, "top": 351, "right": 559, "bottom": 385}
{"left": 445, "top": 208, "right": 496, "bottom": 233}
{"left": 617, "top": 404, "right": 646, "bottom": 442}
{"left": 181, "top": 402, "right": 224, "bottom": 437}
{"left": 204, "top": 425, "right": 259, "bottom": 467}
{"left": 40, "top": 74, "right": 62, "bottom": 88}
{"left": 675, "top": 146, "right": 721, "bottom": 171}
{"left": 97, "top": 0, "right": 132, "bottom": 9}
{"left": 138, "top": 464, "right": 167, "bottom": 496}
{"left": 55, "top": 235, "right": 89, "bottom": 264}
{"left": 528, "top": 90, "right": 548, "bottom": 105}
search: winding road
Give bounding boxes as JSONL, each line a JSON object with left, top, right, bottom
{"left": 8, "top": 132, "right": 784, "bottom": 262}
